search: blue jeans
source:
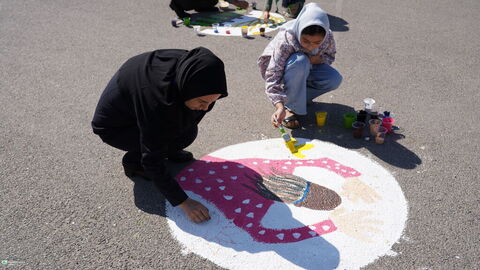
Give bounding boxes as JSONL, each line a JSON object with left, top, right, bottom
{"left": 283, "top": 52, "right": 342, "bottom": 115}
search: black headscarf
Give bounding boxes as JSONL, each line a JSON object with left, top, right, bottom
{"left": 176, "top": 47, "right": 228, "bottom": 102}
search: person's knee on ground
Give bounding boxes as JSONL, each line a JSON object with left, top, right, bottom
{"left": 122, "top": 151, "right": 145, "bottom": 178}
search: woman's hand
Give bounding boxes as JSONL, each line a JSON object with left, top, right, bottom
{"left": 309, "top": 54, "right": 323, "bottom": 65}
{"left": 262, "top": 11, "right": 270, "bottom": 23}
{"left": 271, "top": 103, "right": 286, "bottom": 127}
{"left": 178, "top": 198, "right": 211, "bottom": 223}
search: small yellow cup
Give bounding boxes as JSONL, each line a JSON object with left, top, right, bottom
{"left": 315, "top": 111, "right": 327, "bottom": 126}
{"left": 241, "top": 26, "right": 248, "bottom": 37}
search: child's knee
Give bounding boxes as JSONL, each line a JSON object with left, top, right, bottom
{"left": 285, "top": 53, "right": 310, "bottom": 71}
{"left": 330, "top": 71, "right": 343, "bottom": 90}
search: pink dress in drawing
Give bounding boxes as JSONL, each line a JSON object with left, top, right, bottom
{"left": 176, "top": 156, "right": 361, "bottom": 244}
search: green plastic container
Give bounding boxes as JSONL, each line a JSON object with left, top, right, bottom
{"left": 343, "top": 113, "right": 356, "bottom": 129}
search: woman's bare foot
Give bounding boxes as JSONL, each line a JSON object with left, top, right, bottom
{"left": 178, "top": 198, "right": 211, "bottom": 223}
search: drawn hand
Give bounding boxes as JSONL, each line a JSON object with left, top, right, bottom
{"left": 330, "top": 208, "right": 383, "bottom": 243}
{"left": 178, "top": 198, "right": 211, "bottom": 223}
{"left": 340, "top": 177, "right": 382, "bottom": 204}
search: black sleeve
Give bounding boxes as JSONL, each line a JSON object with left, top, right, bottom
{"left": 142, "top": 155, "right": 188, "bottom": 206}
{"left": 132, "top": 86, "right": 188, "bottom": 206}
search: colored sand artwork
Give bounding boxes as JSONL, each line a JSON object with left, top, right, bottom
{"left": 167, "top": 138, "right": 408, "bottom": 270}
{"left": 189, "top": 10, "right": 286, "bottom": 36}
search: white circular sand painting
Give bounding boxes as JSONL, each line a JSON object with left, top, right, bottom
{"left": 167, "top": 138, "right": 408, "bottom": 270}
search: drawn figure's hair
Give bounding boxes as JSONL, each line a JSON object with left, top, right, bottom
{"left": 244, "top": 168, "right": 309, "bottom": 204}
{"left": 244, "top": 168, "right": 342, "bottom": 210}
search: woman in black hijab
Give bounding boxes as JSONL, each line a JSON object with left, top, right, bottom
{"left": 92, "top": 47, "right": 228, "bottom": 223}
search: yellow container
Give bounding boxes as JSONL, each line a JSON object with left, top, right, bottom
{"left": 315, "top": 111, "right": 327, "bottom": 126}
{"left": 241, "top": 26, "right": 248, "bottom": 37}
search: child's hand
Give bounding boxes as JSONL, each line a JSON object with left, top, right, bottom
{"left": 309, "top": 54, "right": 324, "bottom": 65}
{"left": 271, "top": 104, "right": 286, "bottom": 127}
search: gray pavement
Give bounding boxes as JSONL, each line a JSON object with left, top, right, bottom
{"left": 1, "top": 0, "right": 479, "bottom": 269}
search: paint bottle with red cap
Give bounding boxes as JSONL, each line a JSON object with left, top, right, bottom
{"left": 382, "top": 111, "right": 395, "bottom": 133}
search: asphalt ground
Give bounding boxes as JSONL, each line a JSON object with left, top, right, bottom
{"left": 1, "top": 0, "right": 479, "bottom": 269}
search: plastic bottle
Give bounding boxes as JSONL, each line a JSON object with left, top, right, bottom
{"left": 382, "top": 111, "right": 395, "bottom": 134}
{"left": 279, "top": 126, "right": 297, "bottom": 153}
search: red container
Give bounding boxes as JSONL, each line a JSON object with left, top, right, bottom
{"left": 382, "top": 117, "right": 395, "bottom": 133}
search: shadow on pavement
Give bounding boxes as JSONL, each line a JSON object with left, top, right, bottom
{"left": 327, "top": 14, "right": 349, "bottom": 32}
{"left": 291, "top": 102, "right": 421, "bottom": 169}
{"left": 130, "top": 160, "right": 196, "bottom": 217}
